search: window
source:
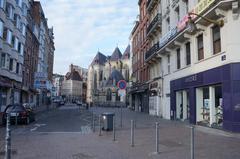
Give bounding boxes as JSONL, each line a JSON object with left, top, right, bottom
{"left": 14, "top": 37, "right": 18, "bottom": 50}
{"left": 6, "top": 3, "right": 14, "bottom": 20}
{"left": 5, "top": 29, "right": 12, "bottom": 45}
{"left": 167, "top": 54, "right": 170, "bottom": 73}
{"left": 18, "top": 42, "right": 24, "bottom": 55}
{"left": 197, "top": 34, "right": 204, "bottom": 60}
{"left": 9, "top": 58, "right": 13, "bottom": 71}
{"left": 175, "top": 7, "right": 180, "bottom": 22}
{"left": 186, "top": 42, "right": 191, "bottom": 65}
{"left": 177, "top": 48, "right": 181, "bottom": 69}
{"left": 16, "top": 62, "right": 19, "bottom": 74}
{"left": 0, "top": 0, "right": 4, "bottom": 8}
{"left": 22, "top": 3, "right": 27, "bottom": 16}
{"left": 21, "top": 23, "right": 26, "bottom": 36}
{"left": 166, "top": 17, "right": 170, "bottom": 31}
{"left": 0, "top": 53, "right": 6, "bottom": 68}
{"left": 16, "top": 0, "right": 22, "bottom": 8}
{"left": 185, "top": 0, "right": 189, "bottom": 14}
{"left": 0, "top": 20, "right": 3, "bottom": 38}
{"left": 212, "top": 26, "right": 221, "bottom": 54}
{"left": 14, "top": 14, "right": 21, "bottom": 29}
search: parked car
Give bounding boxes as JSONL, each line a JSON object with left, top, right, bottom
{"left": 2, "top": 104, "right": 35, "bottom": 125}
{"left": 23, "top": 102, "right": 36, "bottom": 109}
{"left": 76, "top": 100, "right": 82, "bottom": 106}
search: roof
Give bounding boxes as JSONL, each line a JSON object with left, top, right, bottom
{"left": 105, "top": 69, "right": 124, "bottom": 87}
{"left": 110, "top": 47, "right": 122, "bottom": 61}
{"left": 91, "top": 52, "right": 107, "bottom": 65}
{"left": 122, "top": 45, "right": 130, "bottom": 60}
{"left": 65, "top": 70, "right": 83, "bottom": 81}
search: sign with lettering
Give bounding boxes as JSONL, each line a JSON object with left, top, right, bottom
{"left": 194, "top": 0, "right": 216, "bottom": 15}
{"left": 159, "top": 27, "right": 178, "bottom": 48}
{"left": 184, "top": 75, "right": 197, "bottom": 83}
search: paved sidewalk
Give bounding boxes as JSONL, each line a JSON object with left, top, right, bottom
{"left": 87, "top": 107, "right": 240, "bottom": 159}
{"left": 4, "top": 106, "right": 240, "bottom": 159}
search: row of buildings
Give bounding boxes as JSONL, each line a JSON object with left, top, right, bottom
{"left": 128, "top": 0, "right": 240, "bottom": 133}
{"left": 0, "top": 0, "right": 54, "bottom": 112}
{"left": 86, "top": 0, "right": 240, "bottom": 133}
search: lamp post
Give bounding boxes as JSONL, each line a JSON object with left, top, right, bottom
{"left": 187, "top": 12, "right": 224, "bottom": 33}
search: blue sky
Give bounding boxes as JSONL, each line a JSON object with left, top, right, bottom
{"left": 40, "top": 0, "right": 138, "bottom": 74}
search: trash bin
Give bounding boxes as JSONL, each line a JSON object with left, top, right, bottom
{"left": 102, "top": 112, "right": 115, "bottom": 131}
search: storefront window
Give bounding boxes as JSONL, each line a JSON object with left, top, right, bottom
{"left": 196, "top": 85, "right": 223, "bottom": 128}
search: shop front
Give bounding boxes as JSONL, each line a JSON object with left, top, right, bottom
{"left": 149, "top": 79, "right": 162, "bottom": 116}
{"left": 170, "top": 63, "right": 240, "bottom": 132}
{"left": 130, "top": 83, "right": 149, "bottom": 113}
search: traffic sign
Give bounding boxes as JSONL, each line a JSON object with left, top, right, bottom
{"left": 118, "top": 89, "right": 126, "bottom": 97}
{"left": 117, "top": 80, "right": 127, "bottom": 90}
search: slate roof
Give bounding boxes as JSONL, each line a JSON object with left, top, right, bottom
{"left": 91, "top": 52, "right": 107, "bottom": 65}
{"left": 105, "top": 69, "right": 124, "bottom": 87}
{"left": 65, "top": 70, "right": 83, "bottom": 81}
{"left": 122, "top": 45, "right": 130, "bottom": 60}
{"left": 110, "top": 47, "right": 122, "bottom": 61}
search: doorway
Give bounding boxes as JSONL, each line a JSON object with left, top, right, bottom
{"left": 176, "top": 90, "right": 190, "bottom": 121}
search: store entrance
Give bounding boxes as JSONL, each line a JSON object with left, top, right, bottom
{"left": 196, "top": 85, "right": 223, "bottom": 128}
{"left": 176, "top": 90, "right": 190, "bottom": 121}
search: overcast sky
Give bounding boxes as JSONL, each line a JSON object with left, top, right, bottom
{"left": 40, "top": 0, "right": 138, "bottom": 75}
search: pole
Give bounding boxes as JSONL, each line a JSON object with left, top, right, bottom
{"left": 131, "top": 120, "right": 134, "bottom": 147}
{"left": 155, "top": 122, "right": 159, "bottom": 154}
{"left": 99, "top": 115, "right": 102, "bottom": 136}
{"left": 113, "top": 115, "right": 116, "bottom": 141}
{"left": 92, "top": 112, "right": 95, "bottom": 132}
{"left": 191, "top": 126, "right": 195, "bottom": 159}
{"left": 5, "top": 114, "right": 11, "bottom": 159}
{"left": 120, "top": 104, "right": 123, "bottom": 128}
{"left": 15, "top": 115, "right": 17, "bottom": 126}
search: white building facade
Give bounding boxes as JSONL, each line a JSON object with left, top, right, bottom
{"left": 145, "top": 0, "right": 240, "bottom": 132}
{"left": 0, "top": 0, "right": 28, "bottom": 111}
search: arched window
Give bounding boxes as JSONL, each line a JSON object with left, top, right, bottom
{"left": 106, "top": 89, "right": 112, "bottom": 101}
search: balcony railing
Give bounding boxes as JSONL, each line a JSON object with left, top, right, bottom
{"left": 147, "top": 13, "right": 162, "bottom": 35}
{"left": 147, "top": 0, "right": 159, "bottom": 12}
{"left": 145, "top": 42, "right": 160, "bottom": 60}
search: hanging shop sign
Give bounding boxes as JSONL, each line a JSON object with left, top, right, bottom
{"left": 150, "top": 82, "right": 158, "bottom": 90}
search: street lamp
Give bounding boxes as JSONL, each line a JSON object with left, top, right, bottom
{"left": 187, "top": 12, "right": 224, "bottom": 33}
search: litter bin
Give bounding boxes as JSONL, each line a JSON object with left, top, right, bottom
{"left": 102, "top": 112, "right": 115, "bottom": 131}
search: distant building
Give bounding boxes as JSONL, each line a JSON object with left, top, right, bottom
{"left": 87, "top": 46, "right": 131, "bottom": 107}
{"left": 61, "top": 65, "right": 83, "bottom": 102}
{"left": 52, "top": 74, "right": 64, "bottom": 97}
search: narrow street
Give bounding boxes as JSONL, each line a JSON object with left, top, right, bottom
{"left": 0, "top": 104, "right": 240, "bottom": 159}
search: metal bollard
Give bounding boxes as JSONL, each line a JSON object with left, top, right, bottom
{"left": 155, "top": 122, "right": 159, "bottom": 154}
{"left": 99, "top": 115, "right": 102, "bottom": 136}
{"left": 15, "top": 115, "right": 17, "bottom": 126}
{"left": 5, "top": 114, "right": 11, "bottom": 159}
{"left": 113, "top": 116, "right": 116, "bottom": 141}
{"left": 120, "top": 105, "right": 123, "bottom": 128}
{"left": 92, "top": 113, "right": 95, "bottom": 133}
{"left": 190, "top": 126, "right": 195, "bottom": 159}
{"left": 131, "top": 120, "right": 134, "bottom": 147}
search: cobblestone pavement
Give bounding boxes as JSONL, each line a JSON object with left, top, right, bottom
{"left": 0, "top": 105, "right": 240, "bottom": 159}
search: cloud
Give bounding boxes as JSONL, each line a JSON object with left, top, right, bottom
{"left": 40, "top": 0, "right": 138, "bottom": 74}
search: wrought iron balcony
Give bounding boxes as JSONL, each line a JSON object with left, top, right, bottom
{"left": 147, "top": 13, "right": 162, "bottom": 36}
{"left": 145, "top": 42, "right": 160, "bottom": 61}
{"left": 146, "top": 0, "right": 159, "bottom": 12}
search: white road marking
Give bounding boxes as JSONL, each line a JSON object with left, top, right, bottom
{"left": 31, "top": 123, "right": 47, "bottom": 132}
